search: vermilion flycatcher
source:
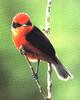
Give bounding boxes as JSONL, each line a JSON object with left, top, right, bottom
{"left": 11, "top": 13, "right": 73, "bottom": 80}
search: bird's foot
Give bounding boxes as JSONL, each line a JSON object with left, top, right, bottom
{"left": 32, "top": 73, "right": 38, "bottom": 80}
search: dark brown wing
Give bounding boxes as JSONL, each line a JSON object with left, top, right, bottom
{"left": 25, "top": 26, "right": 56, "bottom": 59}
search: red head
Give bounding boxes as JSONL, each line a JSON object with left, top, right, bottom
{"left": 12, "top": 13, "right": 30, "bottom": 24}
{"left": 11, "top": 12, "right": 33, "bottom": 36}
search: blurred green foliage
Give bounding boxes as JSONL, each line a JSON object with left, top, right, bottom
{"left": 0, "top": 0, "right": 80, "bottom": 100}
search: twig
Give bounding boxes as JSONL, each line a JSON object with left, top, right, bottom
{"left": 24, "top": 56, "right": 46, "bottom": 99}
{"left": 35, "top": 79, "right": 46, "bottom": 99}
{"left": 44, "top": 0, "right": 52, "bottom": 100}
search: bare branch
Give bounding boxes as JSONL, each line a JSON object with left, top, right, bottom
{"left": 46, "top": 63, "right": 52, "bottom": 100}
{"left": 24, "top": 56, "right": 46, "bottom": 99}
{"left": 44, "top": 0, "right": 52, "bottom": 100}
{"left": 45, "top": 0, "right": 52, "bottom": 34}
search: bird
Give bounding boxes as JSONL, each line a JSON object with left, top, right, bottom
{"left": 11, "top": 12, "right": 73, "bottom": 81}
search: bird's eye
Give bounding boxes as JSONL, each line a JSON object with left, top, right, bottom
{"left": 25, "top": 21, "right": 32, "bottom": 26}
{"left": 12, "top": 22, "right": 21, "bottom": 28}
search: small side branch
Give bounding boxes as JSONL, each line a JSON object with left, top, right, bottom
{"left": 24, "top": 56, "right": 46, "bottom": 99}
{"left": 35, "top": 79, "right": 46, "bottom": 99}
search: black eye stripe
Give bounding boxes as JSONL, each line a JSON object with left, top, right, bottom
{"left": 25, "top": 21, "right": 32, "bottom": 26}
{"left": 12, "top": 21, "right": 32, "bottom": 28}
{"left": 12, "top": 22, "right": 21, "bottom": 28}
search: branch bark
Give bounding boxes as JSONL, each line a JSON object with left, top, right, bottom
{"left": 24, "top": 56, "right": 46, "bottom": 99}
{"left": 44, "top": 0, "right": 52, "bottom": 100}
{"left": 46, "top": 63, "right": 52, "bottom": 100}
{"left": 45, "top": 0, "right": 52, "bottom": 34}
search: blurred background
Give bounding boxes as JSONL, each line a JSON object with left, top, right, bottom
{"left": 0, "top": 0, "right": 80, "bottom": 100}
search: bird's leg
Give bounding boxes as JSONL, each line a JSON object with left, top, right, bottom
{"left": 19, "top": 45, "right": 39, "bottom": 79}
{"left": 25, "top": 56, "right": 46, "bottom": 99}
{"left": 26, "top": 57, "right": 39, "bottom": 80}
{"left": 35, "top": 59, "right": 40, "bottom": 79}
{"left": 19, "top": 45, "right": 26, "bottom": 55}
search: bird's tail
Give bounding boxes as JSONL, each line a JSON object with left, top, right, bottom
{"left": 52, "top": 55, "right": 73, "bottom": 81}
